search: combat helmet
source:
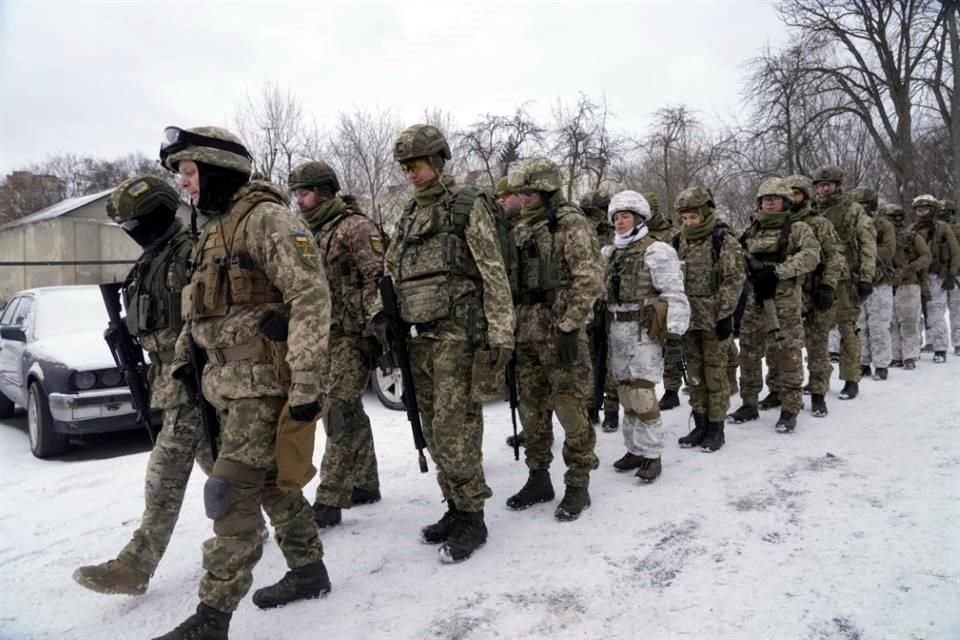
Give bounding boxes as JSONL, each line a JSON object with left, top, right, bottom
{"left": 507, "top": 157, "right": 563, "bottom": 194}
{"left": 756, "top": 177, "right": 794, "bottom": 206}
{"left": 879, "top": 202, "right": 905, "bottom": 222}
{"left": 580, "top": 186, "right": 613, "bottom": 212}
{"left": 783, "top": 174, "right": 814, "bottom": 202}
{"left": 849, "top": 186, "right": 878, "bottom": 213}
{"left": 643, "top": 192, "right": 660, "bottom": 217}
{"left": 607, "top": 190, "right": 652, "bottom": 224}
{"left": 289, "top": 161, "right": 340, "bottom": 194}
{"left": 108, "top": 175, "right": 180, "bottom": 223}
{"left": 912, "top": 194, "right": 939, "bottom": 212}
{"left": 495, "top": 176, "right": 512, "bottom": 198}
{"left": 811, "top": 165, "right": 844, "bottom": 186}
{"left": 393, "top": 125, "right": 452, "bottom": 168}
{"left": 939, "top": 198, "right": 956, "bottom": 221}
{"left": 674, "top": 186, "right": 715, "bottom": 213}
{"left": 160, "top": 126, "right": 253, "bottom": 176}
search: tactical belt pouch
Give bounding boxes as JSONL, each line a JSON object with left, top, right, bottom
{"left": 470, "top": 349, "right": 505, "bottom": 402}
{"left": 205, "top": 338, "right": 273, "bottom": 366}
{"left": 276, "top": 402, "right": 317, "bottom": 492}
{"left": 646, "top": 301, "right": 669, "bottom": 346}
{"left": 398, "top": 275, "right": 450, "bottom": 324}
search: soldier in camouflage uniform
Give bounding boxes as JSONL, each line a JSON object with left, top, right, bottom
{"left": 580, "top": 187, "right": 620, "bottom": 432}
{"left": 729, "top": 178, "right": 820, "bottom": 433}
{"left": 504, "top": 157, "right": 602, "bottom": 517}
{"left": 385, "top": 125, "right": 514, "bottom": 563}
{"left": 882, "top": 203, "right": 931, "bottom": 370}
{"left": 73, "top": 176, "right": 217, "bottom": 597}
{"left": 938, "top": 199, "right": 960, "bottom": 355}
{"left": 673, "top": 187, "right": 743, "bottom": 452}
{"left": 849, "top": 187, "right": 896, "bottom": 380}
{"left": 811, "top": 165, "right": 877, "bottom": 400}
{"left": 152, "top": 127, "right": 331, "bottom": 640}
{"left": 911, "top": 194, "right": 960, "bottom": 363}
{"left": 288, "top": 161, "right": 383, "bottom": 529}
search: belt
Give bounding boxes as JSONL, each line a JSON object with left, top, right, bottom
{"left": 205, "top": 338, "right": 273, "bottom": 365}
{"left": 609, "top": 310, "right": 643, "bottom": 322}
{"left": 518, "top": 290, "right": 557, "bottom": 305}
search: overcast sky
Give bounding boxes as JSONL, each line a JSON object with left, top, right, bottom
{"left": 0, "top": 1, "right": 787, "bottom": 176}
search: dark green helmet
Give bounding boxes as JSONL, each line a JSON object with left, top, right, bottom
{"left": 811, "top": 164, "right": 844, "bottom": 186}
{"left": 849, "top": 186, "right": 878, "bottom": 213}
{"left": 674, "top": 186, "right": 715, "bottom": 213}
{"left": 108, "top": 175, "right": 179, "bottom": 223}
{"left": 393, "top": 125, "right": 452, "bottom": 163}
{"left": 288, "top": 161, "right": 340, "bottom": 194}
{"left": 580, "top": 187, "right": 612, "bottom": 212}
{"left": 643, "top": 192, "right": 660, "bottom": 216}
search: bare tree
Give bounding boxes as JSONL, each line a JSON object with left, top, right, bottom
{"left": 458, "top": 105, "right": 545, "bottom": 188}
{"left": 582, "top": 94, "right": 626, "bottom": 192}
{"left": 920, "top": 0, "right": 959, "bottom": 201}
{"left": 235, "top": 82, "right": 308, "bottom": 184}
{"left": 552, "top": 92, "right": 598, "bottom": 201}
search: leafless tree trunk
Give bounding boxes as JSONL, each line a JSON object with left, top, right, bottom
{"left": 235, "top": 82, "right": 308, "bottom": 184}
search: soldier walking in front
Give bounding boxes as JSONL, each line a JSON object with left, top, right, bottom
{"left": 883, "top": 203, "right": 931, "bottom": 370}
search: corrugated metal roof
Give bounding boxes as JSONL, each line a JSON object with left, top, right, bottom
{"left": 0, "top": 189, "right": 113, "bottom": 232}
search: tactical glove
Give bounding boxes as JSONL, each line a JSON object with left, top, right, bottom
{"left": 942, "top": 274, "right": 957, "bottom": 291}
{"left": 556, "top": 330, "right": 579, "bottom": 368}
{"left": 715, "top": 316, "right": 733, "bottom": 341}
{"left": 289, "top": 401, "right": 321, "bottom": 423}
{"left": 814, "top": 284, "right": 835, "bottom": 312}
{"left": 751, "top": 265, "right": 779, "bottom": 302}
{"left": 857, "top": 281, "right": 874, "bottom": 299}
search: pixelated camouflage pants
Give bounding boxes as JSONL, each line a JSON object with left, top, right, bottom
{"left": 891, "top": 284, "right": 923, "bottom": 362}
{"left": 199, "top": 396, "right": 322, "bottom": 613}
{"left": 314, "top": 335, "right": 379, "bottom": 509}
{"left": 516, "top": 333, "right": 599, "bottom": 488}
{"left": 768, "top": 307, "right": 834, "bottom": 397}
{"left": 683, "top": 330, "right": 731, "bottom": 422}
{"left": 858, "top": 284, "right": 893, "bottom": 367}
{"left": 925, "top": 274, "right": 949, "bottom": 351}
{"left": 739, "top": 299, "right": 805, "bottom": 413}
{"left": 948, "top": 287, "right": 960, "bottom": 349}
{"left": 834, "top": 280, "right": 863, "bottom": 382}
{"left": 407, "top": 337, "right": 491, "bottom": 512}
{"left": 118, "top": 403, "right": 214, "bottom": 576}
{"left": 663, "top": 341, "right": 684, "bottom": 392}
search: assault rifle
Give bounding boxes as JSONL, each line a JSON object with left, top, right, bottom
{"left": 99, "top": 282, "right": 156, "bottom": 444}
{"left": 183, "top": 334, "right": 220, "bottom": 460}
{"left": 505, "top": 352, "right": 520, "bottom": 461}
{"left": 590, "top": 301, "right": 608, "bottom": 421}
{"left": 378, "top": 275, "right": 429, "bottom": 473}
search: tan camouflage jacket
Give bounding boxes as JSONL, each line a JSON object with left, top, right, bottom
{"left": 647, "top": 213, "right": 679, "bottom": 245}
{"left": 743, "top": 215, "right": 820, "bottom": 309}
{"left": 817, "top": 194, "right": 877, "bottom": 283}
{"left": 889, "top": 221, "right": 931, "bottom": 287}
{"left": 871, "top": 214, "right": 897, "bottom": 286}
{"left": 677, "top": 225, "right": 744, "bottom": 331}
{"left": 175, "top": 182, "right": 330, "bottom": 406}
{"left": 912, "top": 218, "right": 960, "bottom": 279}
{"left": 792, "top": 205, "right": 845, "bottom": 311}
{"left": 513, "top": 195, "right": 603, "bottom": 342}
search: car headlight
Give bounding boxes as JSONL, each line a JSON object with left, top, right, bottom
{"left": 100, "top": 369, "right": 123, "bottom": 387}
{"left": 72, "top": 371, "right": 98, "bottom": 390}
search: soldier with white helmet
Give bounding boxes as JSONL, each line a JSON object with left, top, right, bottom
{"left": 604, "top": 190, "right": 689, "bottom": 481}
{"left": 881, "top": 202, "right": 931, "bottom": 369}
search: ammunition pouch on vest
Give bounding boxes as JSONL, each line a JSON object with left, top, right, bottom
{"left": 124, "top": 232, "right": 190, "bottom": 335}
{"left": 516, "top": 208, "right": 572, "bottom": 304}
{"left": 605, "top": 235, "right": 657, "bottom": 304}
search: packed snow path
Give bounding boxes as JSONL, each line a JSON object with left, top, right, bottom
{"left": 1, "top": 357, "right": 958, "bottom": 639}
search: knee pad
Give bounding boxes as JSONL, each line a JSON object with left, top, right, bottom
{"left": 620, "top": 385, "right": 658, "bottom": 422}
{"left": 204, "top": 476, "right": 231, "bottom": 520}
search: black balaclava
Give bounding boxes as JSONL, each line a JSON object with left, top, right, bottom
{"left": 124, "top": 208, "right": 178, "bottom": 248}
{"left": 196, "top": 161, "right": 250, "bottom": 216}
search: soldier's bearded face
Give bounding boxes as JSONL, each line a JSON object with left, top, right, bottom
{"left": 761, "top": 195, "right": 786, "bottom": 212}
{"left": 178, "top": 160, "right": 200, "bottom": 205}
{"left": 679, "top": 211, "right": 703, "bottom": 227}
{"left": 791, "top": 189, "right": 806, "bottom": 205}
{"left": 402, "top": 159, "right": 439, "bottom": 190}
{"left": 816, "top": 181, "right": 838, "bottom": 198}
{"left": 612, "top": 211, "right": 635, "bottom": 234}
{"left": 294, "top": 188, "right": 322, "bottom": 212}
{"left": 518, "top": 192, "right": 542, "bottom": 209}
{"left": 498, "top": 193, "right": 522, "bottom": 216}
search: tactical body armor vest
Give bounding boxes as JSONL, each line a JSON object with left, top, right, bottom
{"left": 820, "top": 198, "right": 863, "bottom": 277}
{"left": 315, "top": 201, "right": 377, "bottom": 335}
{"left": 184, "top": 187, "right": 285, "bottom": 321}
{"left": 922, "top": 219, "right": 955, "bottom": 277}
{"left": 741, "top": 219, "right": 793, "bottom": 265}
{"left": 123, "top": 227, "right": 191, "bottom": 342}
{"left": 516, "top": 207, "right": 579, "bottom": 305}
{"left": 893, "top": 227, "right": 924, "bottom": 286}
{"left": 606, "top": 235, "right": 658, "bottom": 305}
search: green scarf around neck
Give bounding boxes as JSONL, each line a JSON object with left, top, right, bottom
{"left": 681, "top": 211, "right": 716, "bottom": 241}
{"left": 757, "top": 209, "right": 789, "bottom": 228}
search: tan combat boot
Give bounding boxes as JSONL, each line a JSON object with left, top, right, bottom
{"left": 73, "top": 558, "right": 149, "bottom": 595}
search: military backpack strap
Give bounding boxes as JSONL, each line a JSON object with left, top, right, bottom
{"left": 712, "top": 223, "right": 729, "bottom": 263}
{"left": 777, "top": 218, "right": 793, "bottom": 261}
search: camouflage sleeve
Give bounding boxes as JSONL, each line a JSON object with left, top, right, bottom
{"left": 855, "top": 207, "right": 878, "bottom": 282}
{"left": 944, "top": 224, "right": 960, "bottom": 276}
{"left": 341, "top": 216, "right": 385, "bottom": 326}
{"left": 717, "top": 233, "right": 745, "bottom": 321}
{"left": 464, "top": 195, "right": 515, "bottom": 349}
{"left": 818, "top": 219, "right": 846, "bottom": 289}
{"left": 645, "top": 241, "right": 690, "bottom": 335}
{"left": 777, "top": 221, "right": 820, "bottom": 281}
{"left": 247, "top": 203, "right": 330, "bottom": 404}
{"left": 911, "top": 234, "right": 932, "bottom": 274}
{"left": 384, "top": 207, "right": 408, "bottom": 283}
{"left": 555, "top": 212, "right": 604, "bottom": 333}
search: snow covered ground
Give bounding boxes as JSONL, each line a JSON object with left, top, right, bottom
{"left": 1, "top": 357, "right": 958, "bottom": 640}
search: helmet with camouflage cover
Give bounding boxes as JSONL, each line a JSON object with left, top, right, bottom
{"left": 580, "top": 186, "right": 612, "bottom": 212}
{"left": 756, "top": 177, "right": 794, "bottom": 205}
{"left": 393, "top": 124, "right": 452, "bottom": 167}
{"left": 879, "top": 202, "right": 905, "bottom": 221}
{"left": 643, "top": 192, "right": 660, "bottom": 216}
{"left": 811, "top": 164, "right": 844, "bottom": 186}
{"left": 495, "top": 176, "right": 512, "bottom": 198}
{"left": 939, "top": 198, "right": 956, "bottom": 220}
{"left": 784, "top": 174, "right": 813, "bottom": 202}
{"left": 849, "top": 186, "right": 878, "bottom": 213}
{"left": 607, "top": 190, "right": 651, "bottom": 224}
{"left": 108, "top": 175, "right": 180, "bottom": 223}
{"left": 674, "top": 186, "right": 715, "bottom": 213}
{"left": 507, "top": 157, "right": 563, "bottom": 193}
{"left": 288, "top": 161, "right": 340, "bottom": 194}
{"left": 912, "top": 194, "right": 938, "bottom": 212}
{"left": 159, "top": 126, "right": 253, "bottom": 176}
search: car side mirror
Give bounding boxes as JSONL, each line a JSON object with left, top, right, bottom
{"left": 0, "top": 326, "right": 27, "bottom": 342}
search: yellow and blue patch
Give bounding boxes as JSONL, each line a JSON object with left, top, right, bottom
{"left": 292, "top": 231, "right": 319, "bottom": 269}
{"left": 369, "top": 234, "right": 384, "bottom": 255}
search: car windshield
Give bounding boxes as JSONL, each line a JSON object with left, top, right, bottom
{"left": 34, "top": 288, "right": 109, "bottom": 339}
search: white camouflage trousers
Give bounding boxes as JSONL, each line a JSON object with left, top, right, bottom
{"left": 609, "top": 321, "right": 664, "bottom": 459}
{"left": 948, "top": 288, "right": 960, "bottom": 349}
{"left": 925, "top": 274, "right": 950, "bottom": 351}
{"left": 858, "top": 284, "right": 893, "bottom": 367}
{"left": 891, "top": 284, "right": 923, "bottom": 362}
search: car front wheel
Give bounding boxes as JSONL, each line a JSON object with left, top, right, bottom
{"left": 28, "top": 382, "right": 68, "bottom": 458}
{"left": 371, "top": 367, "right": 404, "bottom": 411}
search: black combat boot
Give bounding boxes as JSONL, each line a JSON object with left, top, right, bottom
{"left": 860, "top": 364, "right": 872, "bottom": 377}
{"left": 505, "top": 431, "right": 526, "bottom": 448}
{"left": 872, "top": 367, "right": 888, "bottom": 381}
{"left": 602, "top": 410, "right": 619, "bottom": 433}
{"left": 921, "top": 343, "right": 934, "bottom": 352}
{"left": 904, "top": 358, "right": 916, "bottom": 370}
{"left": 554, "top": 485, "right": 591, "bottom": 521}
{"left": 955, "top": 346, "right": 960, "bottom": 356}
{"left": 252, "top": 560, "right": 331, "bottom": 610}
{"left": 439, "top": 510, "right": 487, "bottom": 563}
{"left": 933, "top": 351, "right": 947, "bottom": 363}
{"left": 678, "top": 412, "right": 708, "bottom": 448}
{"left": 829, "top": 352, "right": 840, "bottom": 363}
{"left": 810, "top": 394, "right": 828, "bottom": 417}
{"left": 151, "top": 603, "right": 231, "bottom": 640}
{"left": 728, "top": 404, "right": 759, "bottom": 424}
{"left": 700, "top": 421, "right": 725, "bottom": 452}
{"left": 758, "top": 391, "right": 781, "bottom": 410}
{"left": 658, "top": 390, "right": 680, "bottom": 411}
{"left": 351, "top": 487, "right": 381, "bottom": 505}
{"left": 612, "top": 452, "right": 645, "bottom": 472}
{"left": 421, "top": 505, "right": 458, "bottom": 544}
{"left": 838, "top": 381, "right": 859, "bottom": 400}
{"left": 802, "top": 383, "right": 811, "bottom": 395}
{"left": 635, "top": 457, "right": 662, "bottom": 483}
{"left": 889, "top": 359, "right": 904, "bottom": 368}
{"left": 506, "top": 469, "right": 555, "bottom": 510}
{"left": 775, "top": 411, "right": 797, "bottom": 433}
{"left": 312, "top": 503, "right": 342, "bottom": 529}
